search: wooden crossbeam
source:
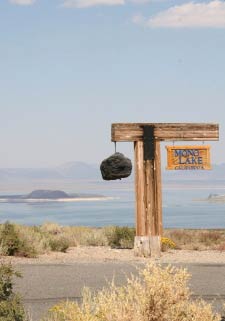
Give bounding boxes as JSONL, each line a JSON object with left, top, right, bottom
{"left": 112, "top": 123, "right": 219, "bottom": 142}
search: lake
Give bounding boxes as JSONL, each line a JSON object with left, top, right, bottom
{"left": 0, "top": 180, "right": 225, "bottom": 228}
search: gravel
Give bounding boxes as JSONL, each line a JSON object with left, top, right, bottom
{"left": 1, "top": 247, "right": 225, "bottom": 265}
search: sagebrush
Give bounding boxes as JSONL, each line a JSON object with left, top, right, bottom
{"left": 104, "top": 226, "right": 135, "bottom": 248}
{"left": 1, "top": 222, "right": 225, "bottom": 258}
{"left": 42, "top": 263, "right": 221, "bottom": 321}
{"left": 0, "top": 263, "right": 27, "bottom": 321}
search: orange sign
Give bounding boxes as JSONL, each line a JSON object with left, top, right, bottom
{"left": 166, "top": 145, "right": 211, "bottom": 170}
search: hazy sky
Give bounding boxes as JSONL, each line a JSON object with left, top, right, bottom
{"left": 0, "top": 0, "right": 224, "bottom": 168}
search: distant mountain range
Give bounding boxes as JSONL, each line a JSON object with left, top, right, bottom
{"left": 0, "top": 161, "right": 225, "bottom": 181}
{"left": 0, "top": 162, "right": 101, "bottom": 180}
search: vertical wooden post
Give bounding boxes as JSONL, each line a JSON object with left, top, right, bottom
{"left": 148, "top": 140, "right": 161, "bottom": 257}
{"left": 154, "top": 140, "right": 163, "bottom": 236}
{"left": 134, "top": 141, "right": 146, "bottom": 236}
{"left": 145, "top": 159, "right": 154, "bottom": 236}
{"left": 134, "top": 139, "right": 161, "bottom": 257}
{"left": 134, "top": 141, "right": 151, "bottom": 257}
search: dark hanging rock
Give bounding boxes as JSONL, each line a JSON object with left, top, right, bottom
{"left": 100, "top": 152, "right": 132, "bottom": 181}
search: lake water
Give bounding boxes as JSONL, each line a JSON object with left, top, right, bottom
{"left": 0, "top": 180, "right": 225, "bottom": 228}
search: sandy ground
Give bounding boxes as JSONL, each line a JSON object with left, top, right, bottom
{"left": 2, "top": 246, "right": 225, "bottom": 265}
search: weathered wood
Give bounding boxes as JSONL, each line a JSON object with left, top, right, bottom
{"left": 113, "top": 122, "right": 218, "bottom": 127}
{"left": 111, "top": 123, "right": 219, "bottom": 142}
{"left": 134, "top": 236, "right": 161, "bottom": 257}
{"left": 145, "top": 159, "right": 155, "bottom": 235}
{"left": 134, "top": 236, "right": 150, "bottom": 257}
{"left": 134, "top": 140, "right": 161, "bottom": 257}
{"left": 149, "top": 236, "right": 161, "bottom": 257}
{"left": 154, "top": 141, "right": 162, "bottom": 236}
{"left": 134, "top": 142, "right": 146, "bottom": 236}
{"left": 110, "top": 122, "right": 219, "bottom": 258}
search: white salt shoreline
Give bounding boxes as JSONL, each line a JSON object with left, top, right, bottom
{"left": 0, "top": 196, "right": 116, "bottom": 203}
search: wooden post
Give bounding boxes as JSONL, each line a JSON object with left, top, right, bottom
{"left": 111, "top": 123, "right": 219, "bottom": 257}
{"left": 154, "top": 140, "right": 162, "bottom": 236}
{"left": 134, "top": 141, "right": 146, "bottom": 236}
{"left": 148, "top": 140, "right": 162, "bottom": 257}
{"left": 134, "top": 139, "right": 161, "bottom": 257}
{"left": 134, "top": 141, "right": 151, "bottom": 257}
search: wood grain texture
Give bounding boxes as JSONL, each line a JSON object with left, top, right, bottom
{"left": 145, "top": 159, "right": 155, "bottom": 235}
{"left": 113, "top": 122, "right": 219, "bottom": 257}
{"left": 134, "top": 141, "right": 146, "bottom": 236}
{"left": 134, "top": 236, "right": 150, "bottom": 257}
{"left": 112, "top": 123, "right": 219, "bottom": 142}
{"left": 154, "top": 141, "right": 162, "bottom": 236}
{"left": 134, "top": 141, "right": 162, "bottom": 238}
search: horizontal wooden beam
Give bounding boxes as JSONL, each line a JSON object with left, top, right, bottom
{"left": 111, "top": 123, "right": 219, "bottom": 142}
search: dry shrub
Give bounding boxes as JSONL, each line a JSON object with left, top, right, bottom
{"left": 40, "top": 222, "right": 62, "bottom": 235}
{"left": 16, "top": 223, "right": 71, "bottom": 255}
{"left": 0, "top": 240, "right": 7, "bottom": 256}
{"left": 81, "top": 229, "right": 108, "bottom": 246}
{"left": 164, "top": 229, "right": 225, "bottom": 250}
{"left": 198, "top": 231, "right": 222, "bottom": 246}
{"left": 164, "top": 229, "right": 193, "bottom": 248}
{"left": 16, "top": 225, "right": 51, "bottom": 256}
{"left": 0, "top": 222, "right": 109, "bottom": 257}
{"left": 104, "top": 226, "right": 135, "bottom": 249}
{"left": 62, "top": 226, "right": 108, "bottom": 247}
{"left": 0, "top": 222, "right": 41, "bottom": 258}
{"left": 0, "top": 222, "right": 22, "bottom": 256}
{"left": 42, "top": 264, "right": 221, "bottom": 321}
{"left": 62, "top": 226, "right": 90, "bottom": 247}
{"left": 48, "top": 236, "right": 70, "bottom": 253}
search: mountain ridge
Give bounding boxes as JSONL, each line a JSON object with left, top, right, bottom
{"left": 0, "top": 161, "right": 225, "bottom": 181}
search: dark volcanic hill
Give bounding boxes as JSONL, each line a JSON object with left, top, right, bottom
{"left": 27, "top": 190, "right": 69, "bottom": 199}
{"left": 0, "top": 190, "right": 105, "bottom": 201}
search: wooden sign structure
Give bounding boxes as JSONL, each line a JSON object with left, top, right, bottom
{"left": 111, "top": 123, "right": 219, "bottom": 257}
{"left": 166, "top": 145, "right": 211, "bottom": 170}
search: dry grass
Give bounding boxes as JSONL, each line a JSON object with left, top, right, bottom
{"left": 1, "top": 222, "right": 225, "bottom": 258}
{"left": 0, "top": 222, "right": 111, "bottom": 257}
{"left": 62, "top": 226, "right": 108, "bottom": 247}
{"left": 164, "top": 229, "right": 225, "bottom": 251}
{"left": 42, "top": 263, "right": 221, "bottom": 321}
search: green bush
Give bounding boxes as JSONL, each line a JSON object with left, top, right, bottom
{"left": 105, "top": 226, "right": 135, "bottom": 249}
{"left": 0, "top": 222, "right": 37, "bottom": 258}
{"left": 0, "top": 222, "right": 21, "bottom": 256}
{"left": 0, "top": 263, "right": 26, "bottom": 321}
{"left": 49, "top": 237, "right": 70, "bottom": 253}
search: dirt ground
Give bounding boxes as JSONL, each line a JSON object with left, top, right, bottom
{"left": 1, "top": 246, "right": 225, "bottom": 265}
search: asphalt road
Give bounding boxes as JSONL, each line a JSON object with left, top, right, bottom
{"left": 13, "top": 262, "right": 225, "bottom": 321}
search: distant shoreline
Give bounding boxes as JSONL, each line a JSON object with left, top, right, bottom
{"left": 0, "top": 189, "right": 115, "bottom": 203}
{"left": 0, "top": 196, "right": 115, "bottom": 203}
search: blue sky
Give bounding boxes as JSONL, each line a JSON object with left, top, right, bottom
{"left": 0, "top": 0, "right": 224, "bottom": 167}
